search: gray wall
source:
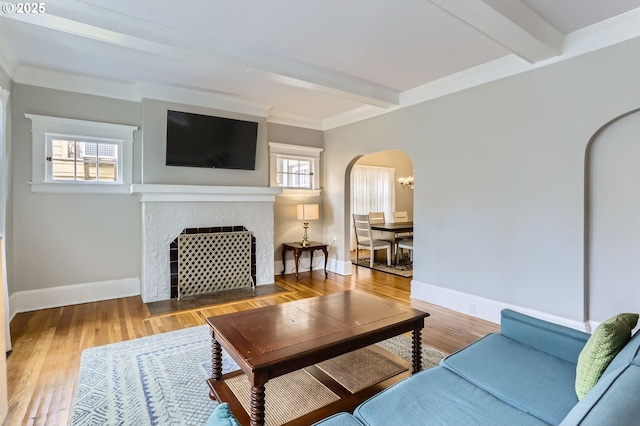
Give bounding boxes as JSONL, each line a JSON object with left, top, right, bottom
{"left": 323, "top": 37, "right": 640, "bottom": 323}
{"left": 589, "top": 111, "right": 640, "bottom": 322}
{"left": 6, "top": 88, "right": 325, "bottom": 295}
{"left": 10, "top": 85, "right": 141, "bottom": 292}
{"left": 141, "top": 99, "right": 268, "bottom": 185}
{"left": 0, "top": 67, "right": 13, "bottom": 288}
{"left": 267, "top": 123, "right": 325, "bottom": 263}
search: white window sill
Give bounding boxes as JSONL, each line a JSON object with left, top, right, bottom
{"left": 278, "top": 188, "right": 322, "bottom": 197}
{"left": 30, "top": 182, "right": 133, "bottom": 194}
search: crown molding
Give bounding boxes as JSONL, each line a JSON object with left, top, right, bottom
{"left": 11, "top": 65, "right": 272, "bottom": 117}
{"left": 13, "top": 65, "right": 139, "bottom": 101}
{"left": 137, "top": 82, "right": 271, "bottom": 118}
{"left": 267, "top": 111, "right": 324, "bottom": 130}
{"left": 561, "top": 7, "right": 640, "bottom": 58}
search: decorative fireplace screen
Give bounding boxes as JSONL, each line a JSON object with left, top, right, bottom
{"left": 177, "top": 230, "right": 254, "bottom": 299}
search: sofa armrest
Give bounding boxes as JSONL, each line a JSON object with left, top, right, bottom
{"left": 500, "top": 309, "right": 590, "bottom": 364}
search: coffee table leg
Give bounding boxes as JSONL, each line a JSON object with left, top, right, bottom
{"left": 250, "top": 384, "right": 266, "bottom": 426}
{"left": 412, "top": 327, "right": 422, "bottom": 374}
{"left": 212, "top": 338, "right": 222, "bottom": 381}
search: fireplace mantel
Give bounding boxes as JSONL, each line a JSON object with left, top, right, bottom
{"left": 132, "top": 184, "right": 282, "bottom": 202}
{"left": 136, "top": 184, "right": 279, "bottom": 302}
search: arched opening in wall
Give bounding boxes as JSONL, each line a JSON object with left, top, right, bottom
{"left": 345, "top": 149, "right": 414, "bottom": 277}
{"left": 585, "top": 108, "right": 640, "bottom": 325}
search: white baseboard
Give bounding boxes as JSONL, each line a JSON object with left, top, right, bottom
{"left": 9, "top": 277, "right": 140, "bottom": 320}
{"left": 275, "top": 257, "right": 353, "bottom": 277}
{"left": 411, "top": 279, "right": 589, "bottom": 332}
{"left": 327, "top": 259, "right": 352, "bottom": 276}
{"left": 275, "top": 256, "right": 326, "bottom": 276}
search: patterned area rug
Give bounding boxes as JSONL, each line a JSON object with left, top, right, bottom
{"left": 70, "top": 325, "right": 444, "bottom": 426}
{"left": 354, "top": 256, "right": 413, "bottom": 278}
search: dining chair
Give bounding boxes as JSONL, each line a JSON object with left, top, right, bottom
{"left": 392, "top": 211, "right": 412, "bottom": 256}
{"left": 353, "top": 214, "right": 392, "bottom": 267}
{"left": 369, "top": 211, "right": 397, "bottom": 257}
{"left": 392, "top": 211, "right": 408, "bottom": 222}
{"left": 369, "top": 211, "right": 386, "bottom": 225}
{"left": 392, "top": 211, "right": 412, "bottom": 233}
{"left": 397, "top": 238, "right": 413, "bottom": 263}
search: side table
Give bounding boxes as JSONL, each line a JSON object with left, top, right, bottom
{"left": 281, "top": 241, "right": 329, "bottom": 280}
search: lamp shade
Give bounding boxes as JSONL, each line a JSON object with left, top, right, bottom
{"left": 297, "top": 204, "right": 319, "bottom": 221}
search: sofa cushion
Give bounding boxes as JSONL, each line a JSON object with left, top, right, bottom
{"left": 353, "top": 366, "right": 549, "bottom": 426}
{"left": 500, "top": 309, "right": 590, "bottom": 364}
{"left": 312, "top": 412, "right": 365, "bottom": 426}
{"left": 441, "top": 333, "right": 577, "bottom": 425}
{"left": 560, "top": 364, "right": 640, "bottom": 426}
{"left": 575, "top": 313, "right": 638, "bottom": 399}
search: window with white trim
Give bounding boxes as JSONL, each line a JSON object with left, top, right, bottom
{"left": 48, "top": 136, "right": 120, "bottom": 183}
{"left": 26, "top": 114, "right": 137, "bottom": 194}
{"left": 268, "top": 142, "right": 323, "bottom": 195}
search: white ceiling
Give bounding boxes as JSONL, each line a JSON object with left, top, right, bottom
{"left": 1, "top": 0, "right": 640, "bottom": 129}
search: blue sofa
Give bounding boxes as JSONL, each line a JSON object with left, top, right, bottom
{"left": 314, "top": 309, "right": 640, "bottom": 426}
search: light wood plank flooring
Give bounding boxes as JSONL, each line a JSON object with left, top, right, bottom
{"left": 5, "top": 267, "right": 498, "bottom": 426}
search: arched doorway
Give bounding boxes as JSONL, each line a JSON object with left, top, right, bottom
{"left": 345, "top": 149, "right": 414, "bottom": 275}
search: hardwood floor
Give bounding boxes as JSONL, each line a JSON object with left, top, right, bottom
{"left": 5, "top": 267, "right": 499, "bottom": 426}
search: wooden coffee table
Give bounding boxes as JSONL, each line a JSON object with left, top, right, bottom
{"left": 206, "top": 290, "right": 430, "bottom": 426}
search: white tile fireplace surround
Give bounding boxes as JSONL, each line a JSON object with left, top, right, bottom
{"left": 133, "top": 185, "right": 282, "bottom": 303}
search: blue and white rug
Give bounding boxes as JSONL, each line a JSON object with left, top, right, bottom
{"left": 70, "top": 325, "right": 444, "bottom": 425}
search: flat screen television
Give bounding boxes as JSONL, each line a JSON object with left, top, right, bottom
{"left": 165, "top": 110, "right": 258, "bottom": 170}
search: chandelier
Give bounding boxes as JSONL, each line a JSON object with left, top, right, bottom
{"left": 397, "top": 175, "right": 414, "bottom": 190}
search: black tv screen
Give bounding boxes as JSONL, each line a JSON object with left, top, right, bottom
{"left": 166, "top": 110, "right": 258, "bottom": 170}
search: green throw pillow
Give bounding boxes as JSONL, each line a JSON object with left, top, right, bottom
{"left": 575, "top": 313, "right": 639, "bottom": 400}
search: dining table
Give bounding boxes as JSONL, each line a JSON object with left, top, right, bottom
{"left": 369, "top": 221, "right": 413, "bottom": 264}
{"left": 369, "top": 221, "right": 414, "bottom": 234}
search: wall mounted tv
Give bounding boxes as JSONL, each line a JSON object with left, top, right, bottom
{"left": 165, "top": 110, "right": 259, "bottom": 170}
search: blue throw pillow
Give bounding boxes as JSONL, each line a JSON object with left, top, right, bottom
{"left": 205, "top": 403, "right": 241, "bottom": 426}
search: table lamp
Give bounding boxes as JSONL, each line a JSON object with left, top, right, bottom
{"left": 297, "top": 204, "right": 319, "bottom": 247}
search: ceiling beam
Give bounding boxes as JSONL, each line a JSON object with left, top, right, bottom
{"left": 0, "top": 0, "right": 399, "bottom": 108}
{"left": 427, "top": 0, "right": 564, "bottom": 63}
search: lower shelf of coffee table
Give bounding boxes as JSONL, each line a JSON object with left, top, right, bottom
{"left": 207, "top": 345, "right": 413, "bottom": 426}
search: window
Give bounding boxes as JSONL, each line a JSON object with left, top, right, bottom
{"left": 350, "top": 165, "right": 396, "bottom": 249}
{"left": 26, "top": 114, "right": 137, "bottom": 194}
{"left": 269, "top": 142, "right": 323, "bottom": 196}
{"left": 276, "top": 157, "right": 312, "bottom": 188}
{"left": 48, "top": 137, "right": 120, "bottom": 183}
{"left": 350, "top": 165, "right": 396, "bottom": 217}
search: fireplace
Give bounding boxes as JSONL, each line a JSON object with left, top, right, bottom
{"left": 134, "top": 184, "right": 281, "bottom": 303}
{"left": 170, "top": 226, "right": 256, "bottom": 299}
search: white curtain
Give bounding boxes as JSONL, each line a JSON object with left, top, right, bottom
{"left": 350, "top": 165, "right": 396, "bottom": 250}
